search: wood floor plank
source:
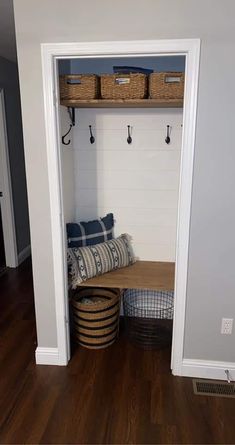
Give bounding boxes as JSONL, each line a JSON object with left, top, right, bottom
{"left": 0, "top": 260, "right": 235, "bottom": 444}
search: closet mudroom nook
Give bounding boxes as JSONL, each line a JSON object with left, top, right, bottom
{"left": 58, "top": 54, "right": 185, "bottom": 358}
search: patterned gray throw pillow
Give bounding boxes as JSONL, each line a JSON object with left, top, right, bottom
{"left": 67, "top": 234, "right": 136, "bottom": 288}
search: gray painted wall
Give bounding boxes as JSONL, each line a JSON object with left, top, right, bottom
{"left": 0, "top": 56, "right": 30, "bottom": 254}
{"left": 13, "top": 0, "right": 235, "bottom": 361}
{"left": 58, "top": 59, "right": 71, "bottom": 75}
{"left": 59, "top": 55, "right": 185, "bottom": 74}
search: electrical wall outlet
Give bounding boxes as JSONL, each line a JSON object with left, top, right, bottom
{"left": 221, "top": 318, "right": 233, "bottom": 335}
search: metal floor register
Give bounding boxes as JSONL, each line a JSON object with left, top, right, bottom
{"left": 193, "top": 379, "right": 235, "bottom": 398}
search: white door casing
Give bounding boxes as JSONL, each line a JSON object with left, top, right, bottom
{"left": 39, "top": 39, "right": 200, "bottom": 370}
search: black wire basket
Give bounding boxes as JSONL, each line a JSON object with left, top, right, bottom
{"left": 123, "top": 289, "right": 174, "bottom": 349}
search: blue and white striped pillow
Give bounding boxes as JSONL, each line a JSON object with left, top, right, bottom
{"left": 67, "top": 213, "right": 114, "bottom": 248}
{"left": 67, "top": 234, "right": 136, "bottom": 288}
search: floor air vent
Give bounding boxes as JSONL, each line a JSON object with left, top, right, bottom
{"left": 193, "top": 379, "right": 235, "bottom": 398}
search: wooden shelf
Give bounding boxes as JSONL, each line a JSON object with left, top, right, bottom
{"left": 60, "top": 99, "right": 183, "bottom": 109}
{"left": 78, "top": 261, "right": 175, "bottom": 291}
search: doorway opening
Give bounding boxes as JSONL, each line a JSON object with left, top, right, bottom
{"left": 39, "top": 39, "right": 200, "bottom": 373}
{"left": 0, "top": 89, "right": 18, "bottom": 270}
{"left": 0, "top": 209, "right": 6, "bottom": 274}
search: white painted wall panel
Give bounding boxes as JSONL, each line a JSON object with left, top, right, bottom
{"left": 134, "top": 243, "right": 176, "bottom": 262}
{"left": 114, "top": 224, "right": 176, "bottom": 244}
{"left": 75, "top": 150, "right": 181, "bottom": 172}
{"left": 60, "top": 106, "right": 75, "bottom": 223}
{"left": 76, "top": 108, "right": 183, "bottom": 128}
{"left": 72, "top": 108, "right": 182, "bottom": 261}
{"left": 76, "top": 206, "right": 177, "bottom": 227}
{"left": 74, "top": 129, "right": 182, "bottom": 151}
{"left": 77, "top": 169, "right": 179, "bottom": 191}
{"left": 76, "top": 189, "right": 179, "bottom": 209}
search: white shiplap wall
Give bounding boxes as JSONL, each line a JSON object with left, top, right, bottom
{"left": 60, "top": 106, "right": 75, "bottom": 223}
{"left": 73, "top": 108, "right": 183, "bottom": 261}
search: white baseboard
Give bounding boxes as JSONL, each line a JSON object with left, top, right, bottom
{"left": 181, "top": 358, "right": 235, "bottom": 381}
{"left": 35, "top": 347, "right": 60, "bottom": 365}
{"left": 18, "top": 244, "right": 31, "bottom": 265}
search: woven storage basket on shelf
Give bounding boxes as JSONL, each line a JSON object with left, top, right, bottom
{"left": 71, "top": 287, "right": 120, "bottom": 349}
{"left": 100, "top": 73, "right": 147, "bottom": 99}
{"left": 123, "top": 289, "right": 174, "bottom": 349}
{"left": 59, "top": 74, "right": 99, "bottom": 100}
{"left": 149, "top": 72, "right": 184, "bottom": 100}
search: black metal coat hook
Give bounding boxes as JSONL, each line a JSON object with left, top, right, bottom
{"left": 165, "top": 125, "right": 171, "bottom": 144}
{"left": 62, "top": 107, "right": 75, "bottom": 145}
{"left": 89, "top": 125, "right": 95, "bottom": 144}
{"left": 62, "top": 124, "right": 73, "bottom": 145}
{"left": 127, "top": 125, "right": 132, "bottom": 144}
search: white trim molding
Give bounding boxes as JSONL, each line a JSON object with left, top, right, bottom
{"left": 18, "top": 244, "right": 31, "bottom": 265}
{"left": 35, "top": 347, "right": 60, "bottom": 365}
{"left": 40, "top": 39, "right": 201, "bottom": 368}
{"left": 181, "top": 359, "right": 235, "bottom": 381}
{"left": 170, "top": 39, "right": 201, "bottom": 374}
{"left": 0, "top": 89, "right": 18, "bottom": 268}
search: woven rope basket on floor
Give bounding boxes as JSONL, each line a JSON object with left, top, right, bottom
{"left": 149, "top": 72, "right": 185, "bottom": 100}
{"left": 101, "top": 73, "right": 147, "bottom": 99}
{"left": 71, "top": 288, "right": 120, "bottom": 349}
{"left": 59, "top": 74, "right": 99, "bottom": 100}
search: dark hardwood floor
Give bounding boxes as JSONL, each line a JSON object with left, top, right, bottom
{"left": 0, "top": 260, "right": 235, "bottom": 444}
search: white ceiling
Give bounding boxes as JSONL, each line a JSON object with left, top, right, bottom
{"left": 0, "top": 0, "right": 17, "bottom": 62}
